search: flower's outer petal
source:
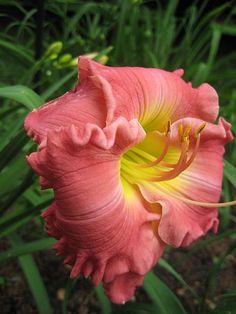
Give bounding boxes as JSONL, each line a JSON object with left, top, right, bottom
{"left": 26, "top": 118, "right": 165, "bottom": 304}
{"left": 24, "top": 74, "right": 116, "bottom": 144}
{"left": 78, "top": 57, "right": 219, "bottom": 130}
{"left": 140, "top": 117, "right": 233, "bottom": 247}
{"left": 104, "top": 273, "right": 144, "bottom": 304}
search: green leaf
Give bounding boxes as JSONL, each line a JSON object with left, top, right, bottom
{"left": 213, "top": 23, "right": 236, "bottom": 36}
{"left": 219, "top": 178, "right": 231, "bottom": 230}
{"left": 0, "top": 85, "right": 43, "bottom": 110}
{"left": 0, "top": 118, "right": 23, "bottom": 151}
{"left": 0, "top": 39, "right": 33, "bottom": 64}
{"left": 9, "top": 233, "right": 53, "bottom": 314}
{"left": 0, "top": 129, "right": 28, "bottom": 171}
{"left": 205, "top": 242, "right": 236, "bottom": 299}
{"left": 212, "top": 288, "right": 236, "bottom": 314}
{"left": 62, "top": 278, "right": 80, "bottom": 314}
{"left": 224, "top": 159, "right": 236, "bottom": 188}
{"left": 0, "top": 237, "right": 56, "bottom": 262}
{"left": 158, "top": 258, "right": 199, "bottom": 300}
{"left": 0, "top": 170, "right": 34, "bottom": 214}
{"left": 0, "top": 155, "right": 27, "bottom": 196}
{"left": 95, "top": 284, "right": 112, "bottom": 314}
{"left": 0, "top": 199, "right": 52, "bottom": 238}
{"left": 143, "top": 271, "right": 187, "bottom": 314}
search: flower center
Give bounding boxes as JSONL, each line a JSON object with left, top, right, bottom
{"left": 121, "top": 121, "right": 205, "bottom": 185}
{"left": 120, "top": 121, "right": 236, "bottom": 209}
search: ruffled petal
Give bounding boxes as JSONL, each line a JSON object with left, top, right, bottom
{"left": 24, "top": 74, "right": 116, "bottom": 144}
{"left": 78, "top": 57, "right": 219, "bottom": 131}
{"left": 104, "top": 273, "right": 144, "bottom": 304}
{"left": 25, "top": 57, "right": 219, "bottom": 145}
{"left": 26, "top": 117, "right": 164, "bottom": 304}
{"left": 139, "top": 117, "right": 233, "bottom": 247}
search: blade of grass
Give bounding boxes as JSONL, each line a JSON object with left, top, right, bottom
{"left": 0, "top": 199, "right": 52, "bottom": 238}
{"left": 1, "top": 170, "right": 35, "bottom": 214}
{"left": 206, "top": 242, "right": 236, "bottom": 298}
{"left": 9, "top": 233, "right": 53, "bottom": 314}
{"left": 158, "top": 258, "right": 199, "bottom": 300}
{"left": 0, "top": 38, "right": 33, "bottom": 64}
{"left": 0, "top": 119, "right": 23, "bottom": 151}
{"left": 143, "top": 271, "right": 187, "bottom": 314}
{"left": 224, "top": 159, "right": 236, "bottom": 188}
{"left": 0, "top": 237, "right": 56, "bottom": 262}
{"left": 95, "top": 284, "right": 112, "bottom": 314}
{"left": 0, "top": 85, "right": 43, "bottom": 109}
{"left": 219, "top": 178, "right": 231, "bottom": 230}
{"left": 62, "top": 278, "right": 79, "bottom": 314}
{"left": 0, "top": 129, "right": 28, "bottom": 171}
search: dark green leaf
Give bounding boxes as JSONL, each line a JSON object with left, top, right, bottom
{"left": 224, "top": 159, "right": 236, "bottom": 188}
{"left": 143, "top": 271, "right": 187, "bottom": 314}
{"left": 0, "top": 237, "right": 56, "bottom": 262}
{"left": 0, "top": 85, "right": 43, "bottom": 109}
{"left": 9, "top": 233, "right": 53, "bottom": 314}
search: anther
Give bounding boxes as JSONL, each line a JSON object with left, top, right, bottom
{"left": 183, "top": 124, "right": 192, "bottom": 138}
{"left": 165, "top": 120, "right": 171, "bottom": 136}
{"left": 178, "top": 124, "right": 184, "bottom": 142}
{"left": 195, "top": 122, "right": 207, "bottom": 138}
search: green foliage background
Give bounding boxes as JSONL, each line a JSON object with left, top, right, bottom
{"left": 0, "top": 1, "right": 236, "bottom": 313}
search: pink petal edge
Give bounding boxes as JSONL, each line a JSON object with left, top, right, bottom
{"left": 26, "top": 117, "right": 164, "bottom": 304}
{"left": 139, "top": 117, "right": 233, "bottom": 247}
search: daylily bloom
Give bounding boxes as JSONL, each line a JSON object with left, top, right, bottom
{"left": 24, "top": 57, "right": 234, "bottom": 304}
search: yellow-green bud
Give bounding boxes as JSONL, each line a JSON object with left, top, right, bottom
{"left": 69, "top": 58, "right": 78, "bottom": 67}
{"left": 47, "top": 53, "right": 58, "bottom": 61}
{"left": 58, "top": 54, "right": 72, "bottom": 64}
{"left": 45, "top": 41, "right": 63, "bottom": 58}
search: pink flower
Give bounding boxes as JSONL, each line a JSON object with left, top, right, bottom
{"left": 24, "top": 57, "right": 233, "bottom": 304}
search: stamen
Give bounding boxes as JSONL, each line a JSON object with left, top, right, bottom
{"left": 161, "top": 123, "right": 203, "bottom": 171}
{"left": 179, "top": 135, "right": 200, "bottom": 171}
{"left": 136, "top": 120, "right": 172, "bottom": 168}
{"left": 195, "top": 122, "right": 207, "bottom": 138}
{"left": 178, "top": 123, "right": 184, "bottom": 142}
{"left": 121, "top": 121, "right": 208, "bottom": 185}
{"left": 165, "top": 120, "right": 171, "bottom": 136}
{"left": 179, "top": 123, "right": 206, "bottom": 171}
{"left": 147, "top": 138, "right": 189, "bottom": 182}
{"left": 183, "top": 124, "right": 192, "bottom": 138}
{"left": 137, "top": 135, "right": 170, "bottom": 168}
{"left": 157, "top": 186, "right": 236, "bottom": 208}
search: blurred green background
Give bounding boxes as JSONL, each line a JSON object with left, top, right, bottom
{"left": 0, "top": 1, "right": 236, "bottom": 313}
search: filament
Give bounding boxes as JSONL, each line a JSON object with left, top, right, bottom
{"left": 137, "top": 135, "right": 170, "bottom": 168}
{"left": 122, "top": 121, "right": 207, "bottom": 183}
{"left": 147, "top": 140, "right": 189, "bottom": 182}
{"left": 157, "top": 185, "right": 236, "bottom": 208}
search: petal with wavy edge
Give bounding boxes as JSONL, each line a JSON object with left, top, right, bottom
{"left": 26, "top": 118, "right": 164, "bottom": 304}
{"left": 24, "top": 74, "right": 116, "bottom": 144}
{"left": 139, "top": 117, "right": 233, "bottom": 247}
{"left": 78, "top": 57, "right": 219, "bottom": 131}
